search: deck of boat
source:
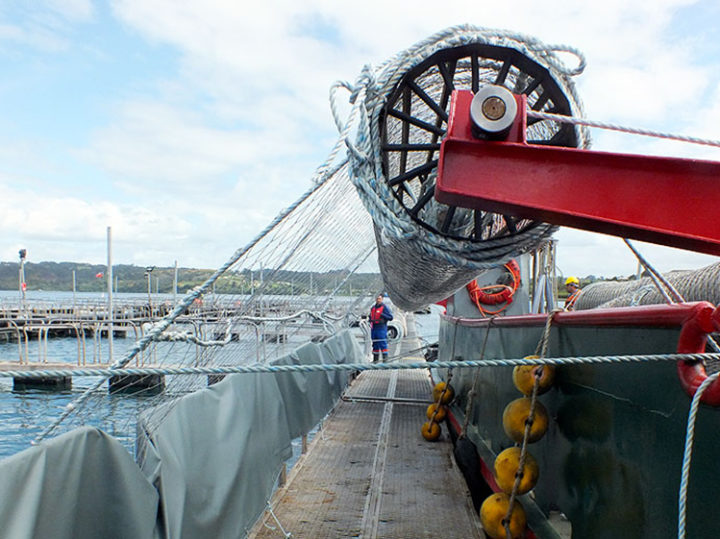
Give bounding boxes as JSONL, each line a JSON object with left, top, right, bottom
{"left": 249, "top": 315, "right": 483, "bottom": 538}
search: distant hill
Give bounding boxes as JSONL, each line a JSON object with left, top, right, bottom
{"left": 0, "top": 261, "right": 380, "bottom": 295}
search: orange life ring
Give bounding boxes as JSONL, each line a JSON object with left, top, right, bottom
{"left": 466, "top": 260, "right": 521, "bottom": 314}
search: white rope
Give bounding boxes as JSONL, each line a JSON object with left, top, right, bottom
{"left": 527, "top": 109, "right": 720, "bottom": 148}
{"left": 265, "top": 501, "right": 293, "bottom": 538}
{"left": 678, "top": 371, "right": 720, "bottom": 538}
{"left": 623, "top": 239, "right": 683, "bottom": 303}
{"left": 623, "top": 239, "right": 720, "bottom": 353}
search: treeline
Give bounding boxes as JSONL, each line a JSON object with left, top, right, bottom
{"left": 0, "top": 261, "right": 381, "bottom": 295}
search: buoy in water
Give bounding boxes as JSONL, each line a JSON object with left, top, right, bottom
{"left": 479, "top": 492, "right": 527, "bottom": 539}
{"left": 512, "top": 358, "right": 555, "bottom": 396}
{"left": 432, "top": 381, "right": 454, "bottom": 404}
{"left": 502, "top": 397, "right": 549, "bottom": 443}
{"left": 493, "top": 447, "right": 539, "bottom": 495}
{"left": 421, "top": 421, "right": 441, "bottom": 441}
{"left": 426, "top": 402, "right": 447, "bottom": 422}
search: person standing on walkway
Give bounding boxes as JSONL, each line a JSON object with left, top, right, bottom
{"left": 370, "top": 294, "right": 393, "bottom": 362}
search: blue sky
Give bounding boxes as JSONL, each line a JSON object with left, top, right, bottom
{"left": 1, "top": 0, "right": 719, "bottom": 279}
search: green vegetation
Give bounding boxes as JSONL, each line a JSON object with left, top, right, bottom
{"left": 3, "top": 260, "right": 631, "bottom": 299}
{"left": 0, "top": 261, "right": 380, "bottom": 295}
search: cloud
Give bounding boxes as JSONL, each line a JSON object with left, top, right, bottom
{"left": 0, "top": 183, "right": 193, "bottom": 263}
{"left": 555, "top": 228, "right": 719, "bottom": 278}
{"left": 2, "top": 0, "right": 720, "bottom": 279}
{"left": 46, "top": 0, "right": 94, "bottom": 22}
{"left": 0, "top": 1, "right": 95, "bottom": 53}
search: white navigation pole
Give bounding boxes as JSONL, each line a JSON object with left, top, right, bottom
{"left": 107, "top": 226, "right": 114, "bottom": 362}
{"left": 72, "top": 270, "right": 76, "bottom": 313}
{"left": 173, "top": 260, "right": 178, "bottom": 303}
{"left": 18, "top": 248, "right": 27, "bottom": 312}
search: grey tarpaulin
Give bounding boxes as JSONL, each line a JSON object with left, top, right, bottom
{"left": 0, "top": 426, "right": 160, "bottom": 539}
{"left": 136, "top": 329, "right": 363, "bottom": 538}
{"left": 0, "top": 330, "right": 362, "bottom": 538}
{"left": 271, "top": 331, "right": 356, "bottom": 439}
{"left": 137, "top": 371, "right": 293, "bottom": 539}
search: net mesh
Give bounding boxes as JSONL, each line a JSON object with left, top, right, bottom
{"left": 36, "top": 25, "right": 590, "bottom": 451}
{"left": 342, "top": 25, "right": 588, "bottom": 310}
{"left": 575, "top": 262, "right": 720, "bottom": 310}
{"left": 50, "top": 167, "right": 383, "bottom": 443}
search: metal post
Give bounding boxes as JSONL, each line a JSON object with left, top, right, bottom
{"left": 18, "top": 249, "right": 27, "bottom": 312}
{"left": 72, "top": 270, "right": 76, "bottom": 314}
{"left": 278, "top": 464, "right": 287, "bottom": 487}
{"left": 173, "top": 260, "right": 178, "bottom": 303}
{"left": 145, "top": 267, "right": 154, "bottom": 317}
{"left": 107, "top": 226, "right": 114, "bottom": 363}
{"left": 550, "top": 239, "right": 558, "bottom": 310}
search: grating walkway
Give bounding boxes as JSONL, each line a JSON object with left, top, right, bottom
{"left": 249, "top": 315, "right": 483, "bottom": 539}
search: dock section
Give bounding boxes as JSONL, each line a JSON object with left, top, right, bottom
{"left": 250, "top": 316, "right": 483, "bottom": 538}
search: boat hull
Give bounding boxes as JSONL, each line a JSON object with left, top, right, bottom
{"left": 438, "top": 307, "right": 720, "bottom": 538}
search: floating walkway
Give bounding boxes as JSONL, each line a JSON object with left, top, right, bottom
{"left": 249, "top": 318, "right": 483, "bottom": 538}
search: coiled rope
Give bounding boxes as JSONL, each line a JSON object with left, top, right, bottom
{"left": 332, "top": 25, "right": 589, "bottom": 310}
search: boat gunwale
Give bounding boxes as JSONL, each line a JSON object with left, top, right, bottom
{"left": 441, "top": 301, "right": 717, "bottom": 329}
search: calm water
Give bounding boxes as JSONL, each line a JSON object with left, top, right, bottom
{"left": 1, "top": 291, "right": 211, "bottom": 460}
{"left": 0, "top": 291, "right": 442, "bottom": 461}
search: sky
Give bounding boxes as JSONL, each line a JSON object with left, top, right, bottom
{"left": 1, "top": 0, "right": 720, "bottom": 279}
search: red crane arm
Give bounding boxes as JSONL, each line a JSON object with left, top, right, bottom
{"left": 435, "top": 89, "right": 720, "bottom": 255}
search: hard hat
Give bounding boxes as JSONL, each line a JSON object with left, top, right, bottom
{"left": 565, "top": 276, "right": 579, "bottom": 286}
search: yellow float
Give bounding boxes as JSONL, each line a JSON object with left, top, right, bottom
{"left": 512, "top": 359, "right": 555, "bottom": 396}
{"left": 479, "top": 492, "right": 527, "bottom": 539}
{"left": 421, "top": 421, "right": 441, "bottom": 441}
{"left": 493, "top": 447, "right": 539, "bottom": 495}
{"left": 432, "top": 381, "right": 454, "bottom": 404}
{"left": 502, "top": 397, "right": 549, "bottom": 443}
{"left": 426, "top": 402, "right": 447, "bottom": 422}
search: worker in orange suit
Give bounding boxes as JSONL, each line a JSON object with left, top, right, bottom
{"left": 564, "top": 276, "right": 582, "bottom": 310}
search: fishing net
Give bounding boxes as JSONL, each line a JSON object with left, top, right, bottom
{"left": 33, "top": 25, "right": 590, "bottom": 450}
{"left": 574, "top": 262, "right": 720, "bottom": 310}
{"left": 33, "top": 166, "right": 383, "bottom": 445}
{"left": 342, "top": 25, "right": 589, "bottom": 310}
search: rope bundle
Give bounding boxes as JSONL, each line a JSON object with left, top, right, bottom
{"left": 574, "top": 261, "right": 720, "bottom": 310}
{"left": 337, "top": 25, "right": 589, "bottom": 310}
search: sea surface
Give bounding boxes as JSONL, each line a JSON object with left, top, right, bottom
{"left": 0, "top": 290, "right": 190, "bottom": 460}
{"left": 0, "top": 291, "right": 442, "bottom": 462}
